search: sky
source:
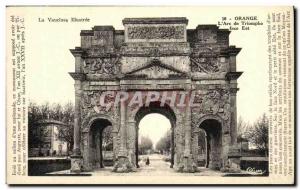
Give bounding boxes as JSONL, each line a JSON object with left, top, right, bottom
{"left": 139, "top": 113, "right": 171, "bottom": 147}
{"left": 19, "top": 6, "right": 271, "bottom": 142}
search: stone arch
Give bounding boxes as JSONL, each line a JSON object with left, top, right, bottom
{"left": 196, "top": 114, "right": 224, "bottom": 170}
{"left": 70, "top": 18, "right": 243, "bottom": 173}
{"left": 82, "top": 113, "right": 116, "bottom": 132}
{"left": 196, "top": 114, "right": 224, "bottom": 129}
{"left": 82, "top": 114, "right": 115, "bottom": 171}
{"left": 134, "top": 101, "right": 176, "bottom": 168}
{"left": 135, "top": 101, "right": 176, "bottom": 126}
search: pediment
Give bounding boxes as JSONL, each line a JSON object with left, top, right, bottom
{"left": 124, "top": 59, "right": 186, "bottom": 79}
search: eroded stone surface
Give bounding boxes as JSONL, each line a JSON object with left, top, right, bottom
{"left": 69, "top": 17, "right": 242, "bottom": 173}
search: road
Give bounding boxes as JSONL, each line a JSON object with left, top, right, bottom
{"left": 50, "top": 154, "right": 225, "bottom": 176}
{"left": 50, "top": 154, "right": 253, "bottom": 177}
{"left": 92, "top": 154, "right": 223, "bottom": 176}
{"left": 135, "top": 154, "right": 173, "bottom": 175}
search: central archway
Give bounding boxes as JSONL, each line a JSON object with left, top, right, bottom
{"left": 134, "top": 101, "right": 176, "bottom": 168}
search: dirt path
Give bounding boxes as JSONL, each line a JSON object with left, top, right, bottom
{"left": 91, "top": 154, "right": 223, "bottom": 176}
{"left": 50, "top": 154, "right": 226, "bottom": 176}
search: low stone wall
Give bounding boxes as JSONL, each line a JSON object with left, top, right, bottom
{"left": 28, "top": 158, "right": 71, "bottom": 176}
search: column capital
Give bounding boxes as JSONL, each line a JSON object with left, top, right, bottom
{"left": 69, "top": 72, "right": 86, "bottom": 81}
{"left": 70, "top": 47, "right": 85, "bottom": 57}
{"left": 227, "top": 46, "right": 241, "bottom": 56}
{"left": 229, "top": 88, "right": 239, "bottom": 95}
{"left": 225, "top": 72, "right": 243, "bottom": 81}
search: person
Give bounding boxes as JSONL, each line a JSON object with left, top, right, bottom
{"left": 145, "top": 157, "right": 150, "bottom": 166}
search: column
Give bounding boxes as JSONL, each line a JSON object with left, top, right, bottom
{"left": 69, "top": 48, "right": 84, "bottom": 173}
{"left": 118, "top": 100, "right": 127, "bottom": 157}
{"left": 99, "top": 129, "right": 104, "bottom": 168}
{"left": 223, "top": 87, "right": 241, "bottom": 173}
{"left": 184, "top": 106, "right": 192, "bottom": 157}
{"left": 170, "top": 125, "right": 174, "bottom": 168}
{"left": 112, "top": 97, "right": 134, "bottom": 172}
{"left": 70, "top": 80, "right": 84, "bottom": 173}
{"left": 180, "top": 106, "right": 197, "bottom": 172}
{"left": 73, "top": 81, "right": 81, "bottom": 155}
{"left": 227, "top": 48, "right": 242, "bottom": 144}
{"left": 205, "top": 134, "right": 210, "bottom": 168}
{"left": 135, "top": 125, "right": 139, "bottom": 168}
{"left": 70, "top": 48, "right": 83, "bottom": 156}
{"left": 221, "top": 47, "right": 242, "bottom": 173}
{"left": 230, "top": 88, "right": 238, "bottom": 145}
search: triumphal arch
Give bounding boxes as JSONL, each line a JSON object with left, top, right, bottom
{"left": 69, "top": 17, "right": 243, "bottom": 173}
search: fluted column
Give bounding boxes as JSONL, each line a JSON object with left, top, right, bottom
{"left": 220, "top": 87, "right": 241, "bottom": 173}
{"left": 177, "top": 93, "right": 197, "bottom": 173}
{"left": 119, "top": 100, "right": 127, "bottom": 157}
{"left": 70, "top": 79, "right": 84, "bottom": 173}
{"left": 184, "top": 106, "right": 192, "bottom": 157}
{"left": 230, "top": 88, "right": 238, "bottom": 145}
{"left": 221, "top": 49, "right": 242, "bottom": 172}
{"left": 69, "top": 48, "right": 84, "bottom": 173}
{"left": 73, "top": 81, "right": 81, "bottom": 155}
{"left": 112, "top": 96, "right": 134, "bottom": 172}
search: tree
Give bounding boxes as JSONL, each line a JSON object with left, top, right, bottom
{"left": 139, "top": 136, "right": 153, "bottom": 154}
{"left": 156, "top": 130, "right": 171, "bottom": 154}
{"left": 56, "top": 102, "right": 74, "bottom": 154}
{"left": 101, "top": 126, "right": 113, "bottom": 161}
{"left": 28, "top": 101, "right": 75, "bottom": 155}
{"left": 102, "top": 125, "right": 113, "bottom": 151}
{"left": 28, "top": 102, "right": 50, "bottom": 149}
{"left": 237, "top": 116, "right": 250, "bottom": 141}
{"left": 245, "top": 114, "right": 269, "bottom": 156}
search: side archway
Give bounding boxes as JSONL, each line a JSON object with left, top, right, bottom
{"left": 83, "top": 116, "right": 114, "bottom": 170}
{"left": 197, "top": 115, "right": 224, "bottom": 170}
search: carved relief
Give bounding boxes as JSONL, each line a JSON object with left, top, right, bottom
{"left": 81, "top": 91, "right": 117, "bottom": 122}
{"left": 194, "top": 88, "right": 229, "bottom": 115}
{"left": 124, "top": 58, "right": 186, "bottom": 79}
{"left": 71, "top": 20, "right": 242, "bottom": 172}
{"left": 84, "top": 57, "right": 119, "bottom": 75}
{"left": 92, "top": 31, "right": 113, "bottom": 46}
{"left": 127, "top": 26, "right": 185, "bottom": 39}
{"left": 191, "top": 57, "right": 225, "bottom": 73}
{"left": 120, "top": 43, "right": 190, "bottom": 56}
{"left": 94, "top": 31, "right": 110, "bottom": 40}
{"left": 191, "top": 88, "right": 231, "bottom": 132}
{"left": 133, "top": 65, "right": 178, "bottom": 79}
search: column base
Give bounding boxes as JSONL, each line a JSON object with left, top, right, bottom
{"left": 112, "top": 156, "right": 135, "bottom": 173}
{"left": 221, "top": 145, "right": 241, "bottom": 173}
{"left": 70, "top": 155, "right": 83, "bottom": 173}
{"left": 176, "top": 155, "right": 198, "bottom": 173}
{"left": 220, "top": 157, "right": 241, "bottom": 173}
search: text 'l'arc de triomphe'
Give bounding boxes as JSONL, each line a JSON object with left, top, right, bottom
{"left": 69, "top": 17, "right": 243, "bottom": 173}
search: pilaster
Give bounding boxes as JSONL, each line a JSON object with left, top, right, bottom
{"left": 112, "top": 100, "right": 134, "bottom": 172}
